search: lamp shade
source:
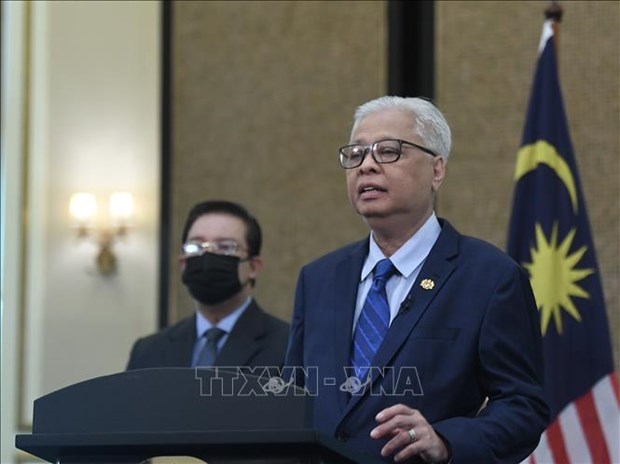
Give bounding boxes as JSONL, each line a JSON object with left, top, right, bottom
{"left": 109, "top": 192, "right": 134, "bottom": 222}
{"left": 69, "top": 193, "right": 97, "bottom": 223}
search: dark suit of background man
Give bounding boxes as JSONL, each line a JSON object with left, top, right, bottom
{"left": 127, "top": 200, "right": 289, "bottom": 370}
{"left": 285, "top": 96, "right": 549, "bottom": 463}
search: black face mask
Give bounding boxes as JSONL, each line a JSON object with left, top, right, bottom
{"left": 182, "top": 252, "right": 244, "bottom": 305}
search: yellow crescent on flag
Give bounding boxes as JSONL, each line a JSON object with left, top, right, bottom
{"left": 514, "top": 140, "right": 578, "bottom": 214}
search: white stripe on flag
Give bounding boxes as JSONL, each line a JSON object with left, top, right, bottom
{"left": 559, "top": 402, "right": 591, "bottom": 463}
{"left": 592, "top": 374, "right": 620, "bottom": 463}
{"left": 532, "top": 429, "right": 553, "bottom": 464}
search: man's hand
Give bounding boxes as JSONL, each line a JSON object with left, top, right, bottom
{"left": 370, "top": 404, "right": 450, "bottom": 463}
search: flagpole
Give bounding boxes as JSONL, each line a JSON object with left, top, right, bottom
{"left": 545, "top": 1, "right": 563, "bottom": 57}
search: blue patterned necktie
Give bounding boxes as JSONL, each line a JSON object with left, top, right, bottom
{"left": 351, "top": 258, "right": 397, "bottom": 380}
{"left": 196, "top": 327, "right": 226, "bottom": 367}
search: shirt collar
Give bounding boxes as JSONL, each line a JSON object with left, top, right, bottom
{"left": 195, "top": 296, "right": 252, "bottom": 338}
{"left": 361, "top": 212, "right": 441, "bottom": 281}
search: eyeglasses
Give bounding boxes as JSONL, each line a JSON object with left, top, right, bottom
{"left": 338, "top": 138, "right": 437, "bottom": 169}
{"left": 181, "top": 239, "right": 246, "bottom": 257}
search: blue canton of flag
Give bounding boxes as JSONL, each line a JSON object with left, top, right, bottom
{"left": 507, "top": 19, "right": 619, "bottom": 464}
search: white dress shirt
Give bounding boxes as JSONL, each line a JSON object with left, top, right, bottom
{"left": 352, "top": 213, "right": 441, "bottom": 332}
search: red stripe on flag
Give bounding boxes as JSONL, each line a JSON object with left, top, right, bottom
{"left": 547, "top": 419, "right": 570, "bottom": 464}
{"left": 575, "top": 390, "right": 611, "bottom": 463}
{"left": 529, "top": 454, "right": 536, "bottom": 464}
{"left": 610, "top": 373, "right": 620, "bottom": 405}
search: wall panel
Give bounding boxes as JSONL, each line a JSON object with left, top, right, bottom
{"left": 169, "top": 1, "right": 387, "bottom": 321}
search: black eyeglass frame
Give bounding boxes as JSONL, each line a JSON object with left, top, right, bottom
{"left": 338, "top": 138, "right": 437, "bottom": 169}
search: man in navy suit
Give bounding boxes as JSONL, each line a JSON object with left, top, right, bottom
{"left": 127, "top": 200, "right": 289, "bottom": 370}
{"left": 285, "top": 97, "right": 549, "bottom": 463}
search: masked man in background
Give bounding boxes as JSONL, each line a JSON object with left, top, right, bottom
{"left": 127, "top": 200, "right": 289, "bottom": 370}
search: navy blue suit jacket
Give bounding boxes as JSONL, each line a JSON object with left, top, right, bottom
{"left": 127, "top": 300, "right": 289, "bottom": 370}
{"left": 285, "top": 219, "right": 548, "bottom": 463}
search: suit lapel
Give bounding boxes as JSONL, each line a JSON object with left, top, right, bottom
{"left": 216, "top": 301, "right": 264, "bottom": 367}
{"left": 165, "top": 316, "right": 197, "bottom": 367}
{"left": 342, "top": 220, "right": 460, "bottom": 415}
{"left": 332, "top": 239, "right": 369, "bottom": 410}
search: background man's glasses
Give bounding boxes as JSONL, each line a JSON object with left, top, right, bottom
{"left": 182, "top": 239, "right": 245, "bottom": 257}
{"left": 338, "top": 138, "right": 436, "bottom": 169}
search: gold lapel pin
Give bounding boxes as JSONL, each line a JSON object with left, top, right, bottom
{"left": 420, "top": 278, "right": 435, "bottom": 290}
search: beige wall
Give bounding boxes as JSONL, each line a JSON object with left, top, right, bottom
{"left": 169, "top": 0, "right": 387, "bottom": 321}
{"left": 1, "top": 1, "right": 160, "bottom": 461}
{"left": 436, "top": 1, "right": 619, "bottom": 369}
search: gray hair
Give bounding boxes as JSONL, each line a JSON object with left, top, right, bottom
{"left": 351, "top": 96, "right": 452, "bottom": 161}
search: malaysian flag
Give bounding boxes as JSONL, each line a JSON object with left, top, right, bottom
{"left": 507, "top": 13, "right": 619, "bottom": 464}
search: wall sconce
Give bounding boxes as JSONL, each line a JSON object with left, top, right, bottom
{"left": 69, "top": 191, "right": 134, "bottom": 275}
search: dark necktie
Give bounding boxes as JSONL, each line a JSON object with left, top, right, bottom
{"left": 196, "top": 327, "right": 226, "bottom": 367}
{"left": 351, "top": 259, "right": 397, "bottom": 380}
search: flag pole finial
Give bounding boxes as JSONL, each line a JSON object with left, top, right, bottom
{"left": 545, "top": 1, "right": 563, "bottom": 23}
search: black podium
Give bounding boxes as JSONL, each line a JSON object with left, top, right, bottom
{"left": 16, "top": 368, "right": 381, "bottom": 464}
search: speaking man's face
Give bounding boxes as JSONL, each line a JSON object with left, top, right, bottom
{"left": 345, "top": 108, "right": 445, "bottom": 230}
